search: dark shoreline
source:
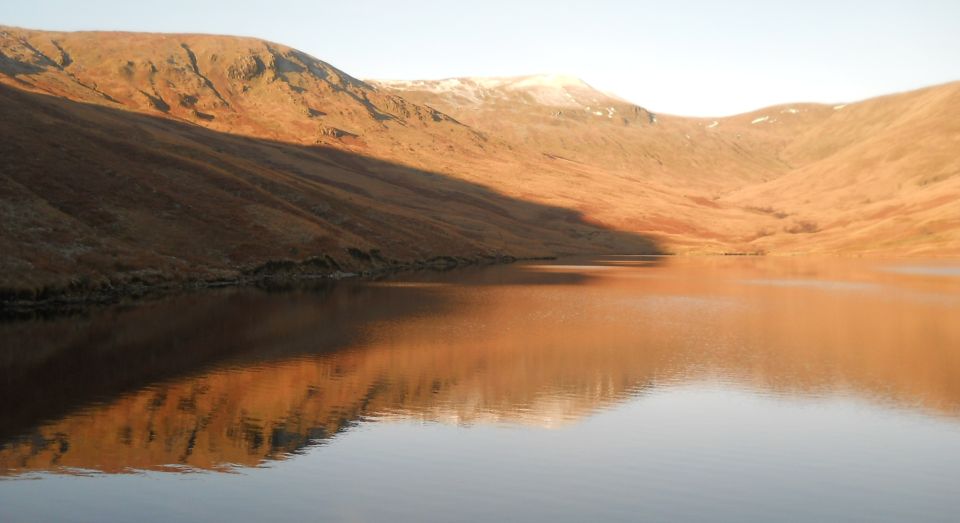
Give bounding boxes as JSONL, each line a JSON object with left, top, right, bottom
{"left": 0, "top": 253, "right": 555, "bottom": 317}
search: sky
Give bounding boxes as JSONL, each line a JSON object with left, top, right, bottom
{"left": 2, "top": 1, "right": 959, "bottom": 116}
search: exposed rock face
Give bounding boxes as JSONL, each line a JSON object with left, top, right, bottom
{"left": 227, "top": 54, "right": 264, "bottom": 81}
{"left": 319, "top": 125, "right": 357, "bottom": 138}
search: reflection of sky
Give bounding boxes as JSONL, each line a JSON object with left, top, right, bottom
{"left": 738, "top": 279, "right": 881, "bottom": 292}
{"left": 885, "top": 265, "right": 960, "bottom": 277}
{"left": 3, "top": 383, "right": 959, "bottom": 522}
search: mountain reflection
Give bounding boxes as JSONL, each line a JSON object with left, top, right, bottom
{"left": 1, "top": 257, "right": 958, "bottom": 475}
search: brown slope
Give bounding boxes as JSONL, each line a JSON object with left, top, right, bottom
{"left": 0, "top": 82, "right": 659, "bottom": 299}
{"left": 0, "top": 26, "right": 495, "bottom": 159}
{"left": 372, "top": 75, "right": 801, "bottom": 190}
{"left": 377, "top": 75, "right": 960, "bottom": 255}
{"left": 724, "top": 82, "right": 960, "bottom": 254}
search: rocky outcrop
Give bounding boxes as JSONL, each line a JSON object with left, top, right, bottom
{"left": 227, "top": 54, "right": 265, "bottom": 81}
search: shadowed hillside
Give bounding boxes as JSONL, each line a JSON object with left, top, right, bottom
{"left": 0, "top": 83, "right": 660, "bottom": 301}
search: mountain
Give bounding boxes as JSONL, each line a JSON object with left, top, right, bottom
{"left": 375, "top": 75, "right": 960, "bottom": 254}
{"left": 1, "top": 26, "right": 958, "bottom": 301}
{"left": 0, "top": 27, "right": 658, "bottom": 301}
{"left": 373, "top": 74, "right": 796, "bottom": 186}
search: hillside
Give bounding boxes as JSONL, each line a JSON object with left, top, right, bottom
{"left": 0, "top": 26, "right": 958, "bottom": 301}
{"left": 0, "top": 27, "right": 659, "bottom": 301}
{"left": 372, "top": 74, "right": 791, "bottom": 188}
{"left": 723, "top": 84, "right": 960, "bottom": 253}
{"left": 375, "top": 75, "right": 960, "bottom": 254}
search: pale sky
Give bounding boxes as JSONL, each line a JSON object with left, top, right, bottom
{"left": 2, "top": 1, "right": 959, "bottom": 116}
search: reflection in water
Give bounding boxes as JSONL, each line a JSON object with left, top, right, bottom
{"left": 1, "top": 257, "right": 959, "bottom": 478}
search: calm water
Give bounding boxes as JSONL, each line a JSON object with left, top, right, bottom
{"left": 1, "top": 256, "right": 959, "bottom": 522}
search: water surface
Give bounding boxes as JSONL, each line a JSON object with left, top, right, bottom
{"left": 1, "top": 256, "right": 959, "bottom": 522}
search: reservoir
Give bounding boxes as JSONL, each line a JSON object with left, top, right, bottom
{"left": 1, "top": 256, "right": 959, "bottom": 522}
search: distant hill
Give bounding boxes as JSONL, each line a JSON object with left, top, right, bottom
{"left": 376, "top": 74, "right": 960, "bottom": 255}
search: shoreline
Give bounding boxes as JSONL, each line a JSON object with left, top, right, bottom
{"left": 0, "top": 253, "right": 555, "bottom": 316}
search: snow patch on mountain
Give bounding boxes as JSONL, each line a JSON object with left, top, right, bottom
{"left": 509, "top": 74, "right": 589, "bottom": 90}
{"left": 373, "top": 74, "right": 611, "bottom": 108}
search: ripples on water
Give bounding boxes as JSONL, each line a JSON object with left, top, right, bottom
{"left": 1, "top": 256, "right": 959, "bottom": 522}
